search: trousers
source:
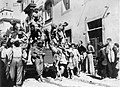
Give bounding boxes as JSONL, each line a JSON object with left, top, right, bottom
{"left": 35, "top": 57, "right": 44, "bottom": 77}
{"left": 9, "top": 57, "right": 23, "bottom": 86}
{"left": 86, "top": 54, "right": 95, "bottom": 75}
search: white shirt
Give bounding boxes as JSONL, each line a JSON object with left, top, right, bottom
{"left": 6, "top": 48, "right": 12, "bottom": 60}
{"left": 60, "top": 53, "right": 67, "bottom": 64}
{"left": 68, "top": 48, "right": 80, "bottom": 60}
{"left": 13, "top": 47, "right": 22, "bottom": 58}
{"left": 1, "top": 47, "right": 7, "bottom": 58}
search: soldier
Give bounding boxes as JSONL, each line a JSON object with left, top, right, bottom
{"left": 31, "top": 41, "right": 45, "bottom": 82}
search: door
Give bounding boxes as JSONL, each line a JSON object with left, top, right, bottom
{"left": 90, "top": 37, "right": 99, "bottom": 57}
{"left": 88, "top": 29, "right": 103, "bottom": 57}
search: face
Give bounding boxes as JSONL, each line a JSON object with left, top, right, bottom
{"left": 78, "top": 41, "right": 82, "bottom": 45}
{"left": 106, "top": 40, "right": 110, "bottom": 44}
{"left": 31, "top": 26, "right": 35, "bottom": 30}
{"left": 71, "top": 45, "right": 75, "bottom": 48}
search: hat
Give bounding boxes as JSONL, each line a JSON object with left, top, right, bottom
{"left": 114, "top": 43, "right": 119, "bottom": 48}
{"left": 37, "top": 41, "right": 44, "bottom": 48}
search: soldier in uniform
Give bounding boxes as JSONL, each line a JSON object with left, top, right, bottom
{"left": 31, "top": 40, "right": 45, "bottom": 82}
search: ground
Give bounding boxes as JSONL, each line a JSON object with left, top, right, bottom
{"left": 22, "top": 72, "right": 120, "bottom": 87}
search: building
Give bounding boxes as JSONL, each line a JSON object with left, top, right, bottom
{"left": 0, "top": 4, "right": 21, "bottom": 36}
{"left": 18, "top": 0, "right": 119, "bottom": 56}
{"left": 0, "top": 6, "right": 13, "bottom": 35}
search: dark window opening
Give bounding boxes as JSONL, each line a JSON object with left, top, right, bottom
{"left": 65, "top": 29, "right": 72, "bottom": 42}
{"left": 87, "top": 18, "right": 102, "bottom": 30}
{"left": 63, "top": 0, "right": 70, "bottom": 10}
{"left": 45, "top": 1, "right": 53, "bottom": 24}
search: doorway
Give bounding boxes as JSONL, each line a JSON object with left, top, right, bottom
{"left": 87, "top": 18, "right": 103, "bottom": 57}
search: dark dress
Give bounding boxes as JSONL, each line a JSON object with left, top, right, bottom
{"left": 97, "top": 48, "right": 107, "bottom": 78}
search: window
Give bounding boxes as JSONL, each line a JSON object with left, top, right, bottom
{"left": 6, "top": 12, "right": 7, "bottom": 15}
{"left": 2, "top": 13, "right": 3, "bottom": 15}
{"left": 45, "top": 1, "right": 53, "bottom": 24}
{"left": 63, "top": 0, "right": 70, "bottom": 10}
{"left": 87, "top": 18, "right": 102, "bottom": 30}
{"left": 65, "top": 29, "right": 72, "bottom": 42}
{"left": 62, "top": 0, "right": 70, "bottom": 15}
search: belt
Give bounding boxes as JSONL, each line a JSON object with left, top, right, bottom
{"left": 13, "top": 57, "right": 21, "bottom": 59}
{"left": 1, "top": 57, "right": 6, "bottom": 59}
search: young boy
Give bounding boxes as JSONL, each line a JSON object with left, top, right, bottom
{"left": 67, "top": 51, "right": 74, "bottom": 79}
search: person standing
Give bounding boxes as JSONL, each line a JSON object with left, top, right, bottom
{"left": 31, "top": 41, "right": 45, "bottom": 82}
{"left": 9, "top": 41, "right": 23, "bottom": 87}
{"left": 0, "top": 41, "right": 7, "bottom": 66}
{"left": 97, "top": 44, "right": 108, "bottom": 78}
{"left": 67, "top": 51, "right": 74, "bottom": 79}
{"left": 113, "top": 43, "right": 119, "bottom": 78}
{"left": 0, "top": 41, "right": 8, "bottom": 87}
{"left": 70, "top": 43, "right": 81, "bottom": 76}
{"left": 86, "top": 41, "right": 95, "bottom": 75}
{"left": 77, "top": 40, "right": 86, "bottom": 72}
{"left": 105, "top": 38, "right": 115, "bottom": 78}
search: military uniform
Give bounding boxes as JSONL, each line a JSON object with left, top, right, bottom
{"left": 31, "top": 41, "right": 45, "bottom": 82}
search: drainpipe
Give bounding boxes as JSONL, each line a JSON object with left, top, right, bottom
{"left": 102, "top": 6, "right": 110, "bottom": 44}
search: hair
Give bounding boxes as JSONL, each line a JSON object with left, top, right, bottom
{"left": 6, "top": 42, "right": 12, "bottom": 48}
{"left": 30, "top": 23, "right": 35, "bottom": 28}
{"left": 37, "top": 41, "right": 44, "bottom": 48}
{"left": 57, "top": 49, "right": 62, "bottom": 54}
{"left": 107, "top": 38, "right": 112, "bottom": 41}
{"left": 114, "top": 43, "right": 119, "bottom": 48}
{"left": 71, "top": 43, "right": 75, "bottom": 46}
{"left": 79, "top": 40, "right": 83, "bottom": 44}
{"left": 14, "top": 41, "right": 20, "bottom": 47}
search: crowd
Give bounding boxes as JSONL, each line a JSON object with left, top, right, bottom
{"left": 0, "top": 8, "right": 120, "bottom": 87}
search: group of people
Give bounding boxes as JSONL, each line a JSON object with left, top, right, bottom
{"left": 49, "top": 37, "right": 120, "bottom": 80}
{"left": 0, "top": 7, "right": 120, "bottom": 87}
{"left": 97, "top": 38, "right": 120, "bottom": 79}
{"left": 0, "top": 19, "right": 45, "bottom": 87}
{"left": 49, "top": 38, "right": 95, "bottom": 80}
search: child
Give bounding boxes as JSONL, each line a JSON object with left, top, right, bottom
{"left": 67, "top": 52, "right": 74, "bottom": 79}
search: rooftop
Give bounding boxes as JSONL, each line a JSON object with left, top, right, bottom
{"left": 0, "top": 7, "right": 13, "bottom": 13}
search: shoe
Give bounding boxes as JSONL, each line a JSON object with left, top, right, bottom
{"left": 76, "top": 74, "right": 80, "bottom": 77}
{"left": 38, "top": 78, "right": 45, "bottom": 82}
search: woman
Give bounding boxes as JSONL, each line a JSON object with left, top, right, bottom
{"left": 97, "top": 46, "right": 107, "bottom": 78}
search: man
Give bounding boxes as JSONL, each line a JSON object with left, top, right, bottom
{"left": 105, "top": 38, "right": 115, "bottom": 78}
{"left": 31, "top": 41, "right": 45, "bottom": 82}
{"left": 112, "top": 43, "right": 119, "bottom": 78}
{"left": 0, "top": 41, "right": 8, "bottom": 87}
{"left": 86, "top": 41, "right": 95, "bottom": 75}
{"left": 9, "top": 41, "right": 23, "bottom": 87}
{"left": 29, "top": 24, "right": 42, "bottom": 45}
{"left": 77, "top": 40, "right": 86, "bottom": 72}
